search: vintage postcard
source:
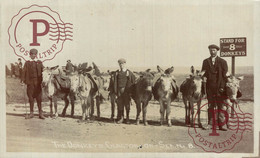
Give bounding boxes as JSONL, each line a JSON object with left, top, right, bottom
{"left": 0, "top": 0, "right": 259, "bottom": 157}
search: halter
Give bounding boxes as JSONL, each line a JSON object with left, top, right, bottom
{"left": 77, "top": 74, "right": 89, "bottom": 92}
{"left": 42, "top": 70, "right": 54, "bottom": 88}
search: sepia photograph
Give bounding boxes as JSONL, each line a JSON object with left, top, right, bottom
{"left": 1, "top": 0, "right": 259, "bottom": 157}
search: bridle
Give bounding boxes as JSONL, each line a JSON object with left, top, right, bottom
{"left": 42, "top": 70, "right": 54, "bottom": 88}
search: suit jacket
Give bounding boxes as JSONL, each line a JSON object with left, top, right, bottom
{"left": 201, "top": 56, "right": 228, "bottom": 95}
{"left": 22, "top": 60, "right": 44, "bottom": 85}
{"left": 112, "top": 69, "right": 136, "bottom": 96}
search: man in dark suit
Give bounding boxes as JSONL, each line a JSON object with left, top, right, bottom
{"left": 21, "top": 49, "right": 45, "bottom": 119}
{"left": 18, "top": 58, "right": 23, "bottom": 83}
{"left": 201, "top": 44, "right": 228, "bottom": 131}
{"left": 111, "top": 58, "right": 135, "bottom": 124}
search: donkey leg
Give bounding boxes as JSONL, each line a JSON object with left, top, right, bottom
{"left": 159, "top": 100, "right": 164, "bottom": 125}
{"left": 61, "top": 95, "right": 69, "bottom": 117}
{"left": 197, "top": 100, "right": 204, "bottom": 129}
{"left": 49, "top": 98, "right": 53, "bottom": 117}
{"left": 190, "top": 101, "right": 194, "bottom": 127}
{"left": 166, "top": 101, "right": 172, "bottom": 127}
{"left": 110, "top": 94, "right": 115, "bottom": 120}
{"left": 135, "top": 101, "right": 141, "bottom": 125}
{"left": 90, "top": 98, "right": 95, "bottom": 119}
{"left": 125, "top": 102, "right": 130, "bottom": 124}
{"left": 53, "top": 96, "right": 58, "bottom": 118}
{"left": 81, "top": 100, "right": 86, "bottom": 121}
{"left": 69, "top": 93, "right": 75, "bottom": 118}
{"left": 183, "top": 99, "right": 188, "bottom": 125}
{"left": 86, "top": 97, "right": 92, "bottom": 121}
{"left": 96, "top": 96, "right": 101, "bottom": 119}
{"left": 188, "top": 102, "right": 192, "bottom": 124}
{"left": 142, "top": 102, "right": 148, "bottom": 126}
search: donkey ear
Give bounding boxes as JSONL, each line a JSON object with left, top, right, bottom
{"left": 50, "top": 65, "right": 59, "bottom": 70}
{"left": 43, "top": 67, "right": 48, "bottom": 71}
{"left": 226, "top": 72, "right": 231, "bottom": 77}
{"left": 190, "top": 66, "right": 194, "bottom": 74}
{"left": 199, "top": 70, "right": 205, "bottom": 76}
{"left": 157, "top": 65, "right": 164, "bottom": 73}
{"left": 237, "top": 76, "right": 244, "bottom": 81}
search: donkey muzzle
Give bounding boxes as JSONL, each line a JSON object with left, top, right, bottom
{"left": 146, "top": 86, "right": 152, "bottom": 91}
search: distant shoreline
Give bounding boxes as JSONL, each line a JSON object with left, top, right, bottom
{"left": 99, "top": 66, "right": 254, "bottom": 74}
{"left": 5, "top": 64, "right": 253, "bottom": 75}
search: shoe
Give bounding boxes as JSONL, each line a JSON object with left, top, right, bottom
{"left": 204, "top": 124, "right": 212, "bottom": 130}
{"left": 117, "top": 118, "right": 124, "bottom": 124}
{"left": 28, "top": 113, "right": 34, "bottom": 119}
{"left": 219, "top": 126, "right": 227, "bottom": 131}
{"left": 110, "top": 116, "right": 114, "bottom": 121}
{"left": 39, "top": 113, "right": 46, "bottom": 119}
{"left": 126, "top": 118, "right": 130, "bottom": 124}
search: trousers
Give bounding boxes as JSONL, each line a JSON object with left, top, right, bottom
{"left": 117, "top": 87, "right": 130, "bottom": 119}
{"left": 27, "top": 78, "right": 43, "bottom": 113}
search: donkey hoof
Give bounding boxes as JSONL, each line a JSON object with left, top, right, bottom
{"left": 61, "top": 113, "right": 66, "bottom": 117}
{"left": 185, "top": 120, "right": 190, "bottom": 125}
{"left": 168, "top": 123, "right": 172, "bottom": 127}
{"left": 55, "top": 113, "right": 58, "bottom": 118}
{"left": 82, "top": 116, "right": 86, "bottom": 121}
{"left": 198, "top": 123, "right": 203, "bottom": 128}
{"left": 136, "top": 120, "right": 140, "bottom": 125}
{"left": 144, "top": 121, "right": 148, "bottom": 126}
{"left": 160, "top": 121, "right": 163, "bottom": 126}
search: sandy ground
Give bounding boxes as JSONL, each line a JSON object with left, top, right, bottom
{"left": 6, "top": 98, "right": 254, "bottom": 153}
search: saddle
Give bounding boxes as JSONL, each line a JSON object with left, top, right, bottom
{"left": 54, "top": 74, "right": 71, "bottom": 89}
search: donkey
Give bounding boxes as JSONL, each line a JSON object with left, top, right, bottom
{"left": 180, "top": 67, "right": 205, "bottom": 128}
{"left": 131, "top": 71, "right": 154, "bottom": 125}
{"left": 69, "top": 72, "right": 97, "bottom": 120}
{"left": 152, "top": 66, "right": 179, "bottom": 126}
{"left": 42, "top": 66, "right": 75, "bottom": 118}
{"left": 225, "top": 73, "right": 244, "bottom": 103}
{"left": 224, "top": 73, "right": 244, "bottom": 122}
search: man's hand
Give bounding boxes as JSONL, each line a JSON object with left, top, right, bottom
{"left": 20, "top": 81, "right": 25, "bottom": 86}
{"left": 202, "top": 77, "right": 207, "bottom": 82}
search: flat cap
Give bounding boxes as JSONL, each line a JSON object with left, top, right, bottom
{"left": 67, "top": 60, "right": 71, "bottom": 62}
{"left": 118, "top": 58, "right": 126, "bottom": 64}
{"left": 29, "top": 48, "right": 38, "bottom": 55}
{"left": 208, "top": 44, "right": 220, "bottom": 51}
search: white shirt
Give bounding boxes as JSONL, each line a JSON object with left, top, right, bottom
{"left": 120, "top": 68, "right": 127, "bottom": 72}
{"left": 211, "top": 56, "right": 217, "bottom": 65}
{"left": 28, "top": 58, "right": 36, "bottom": 62}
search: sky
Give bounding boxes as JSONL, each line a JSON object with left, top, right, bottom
{"left": 2, "top": 0, "right": 255, "bottom": 70}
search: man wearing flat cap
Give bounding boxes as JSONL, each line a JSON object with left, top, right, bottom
{"left": 201, "top": 44, "right": 228, "bottom": 130}
{"left": 21, "top": 48, "right": 45, "bottom": 119}
{"left": 110, "top": 58, "right": 135, "bottom": 124}
{"left": 65, "top": 59, "right": 74, "bottom": 75}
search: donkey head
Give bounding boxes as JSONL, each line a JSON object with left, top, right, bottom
{"left": 188, "top": 67, "right": 205, "bottom": 100}
{"left": 68, "top": 71, "right": 80, "bottom": 93}
{"left": 42, "top": 65, "right": 59, "bottom": 87}
{"left": 139, "top": 71, "right": 154, "bottom": 91}
{"left": 225, "top": 72, "right": 244, "bottom": 102}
